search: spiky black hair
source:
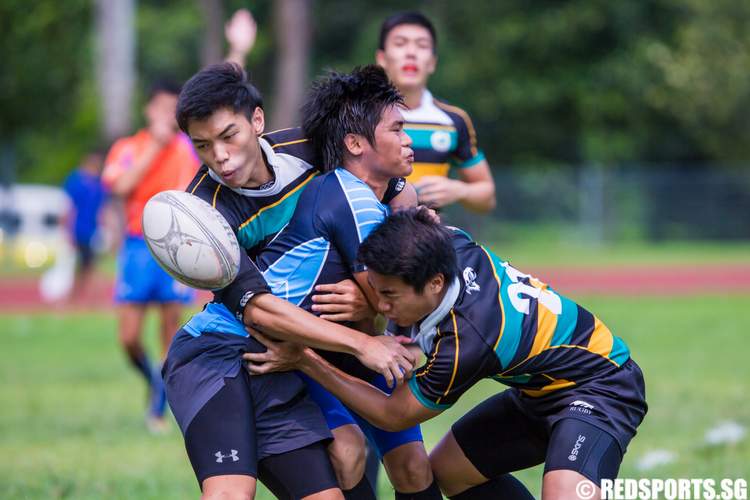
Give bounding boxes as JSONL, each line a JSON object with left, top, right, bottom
{"left": 301, "top": 65, "right": 403, "bottom": 172}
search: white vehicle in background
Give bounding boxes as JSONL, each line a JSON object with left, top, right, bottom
{"left": 0, "top": 184, "right": 75, "bottom": 301}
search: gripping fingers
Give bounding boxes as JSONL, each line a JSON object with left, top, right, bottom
{"left": 311, "top": 303, "right": 349, "bottom": 313}
{"left": 242, "top": 352, "right": 271, "bottom": 363}
{"left": 246, "top": 362, "right": 270, "bottom": 375}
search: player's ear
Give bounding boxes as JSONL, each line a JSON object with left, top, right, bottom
{"left": 344, "top": 133, "right": 364, "bottom": 156}
{"left": 426, "top": 53, "right": 437, "bottom": 76}
{"left": 375, "top": 49, "right": 387, "bottom": 68}
{"left": 251, "top": 106, "right": 265, "bottom": 135}
{"left": 428, "top": 273, "right": 445, "bottom": 295}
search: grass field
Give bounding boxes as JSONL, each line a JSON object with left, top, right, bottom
{"left": 2, "top": 292, "right": 748, "bottom": 499}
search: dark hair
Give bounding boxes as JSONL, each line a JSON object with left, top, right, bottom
{"left": 302, "top": 65, "right": 403, "bottom": 172}
{"left": 147, "top": 79, "right": 182, "bottom": 101}
{"left": 379, "top": 11, "right": 437, "bottom": 52}
{"left": 176, "top": 62, "right": 263, "bottom": 133}
{"left": 358, "top": 207, "right": 457, "bottom": 293}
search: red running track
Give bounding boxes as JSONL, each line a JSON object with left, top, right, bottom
{"left": 1, "top": 264, "right": 749, "bottom": 312}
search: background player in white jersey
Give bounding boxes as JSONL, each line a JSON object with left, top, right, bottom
{"left": 375, "top": 12, "right": 496, "bottom": 213}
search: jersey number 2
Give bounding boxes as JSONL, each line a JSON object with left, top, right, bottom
{"left": 501, "top": 262, "right": 562, "bottom": 315}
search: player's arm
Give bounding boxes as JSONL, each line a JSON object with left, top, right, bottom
{"left": 224, "top": 9, "right": 256, "bottom": 67}
{"left": 456, "top": 159, "right": 496, "bottom": 212}
{"left": 246, "top": 333, "right": 441, "bottom": 431}
{"left": 245, "top": 293, "right": 415, "bottom": 387}
{"left": 415, "top": 160, "right": 495, "bottom": 213}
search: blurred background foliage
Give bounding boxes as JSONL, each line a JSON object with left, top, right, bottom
{"left": 3, "top": 0, "right": 750, "bottom": 185}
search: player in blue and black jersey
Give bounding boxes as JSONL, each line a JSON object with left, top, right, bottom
{"left": 162, "top": 62, "right": 416, "bottom": 500}
{"left": 255, "top": 66, "right": 442, "bottom": 500}
{"left": 248, "top": 208, "right": 647, "bottom": 500}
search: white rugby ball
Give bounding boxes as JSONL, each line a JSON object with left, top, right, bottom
{"left": 142, "top": 190, "right": 240, "bottom": 290}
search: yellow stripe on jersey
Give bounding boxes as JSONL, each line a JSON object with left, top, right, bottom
{"left": 527, "top": 303, "right": 558, "bottom": 359}
{"left": 238, "top": 171, "right": 317, "bottom": 230}
{"left": 587, "top": 317, "right": 614, "bottom": 360}
{"left": 521, "top": 377, "right": 576, "bottom": 397}
{"left": 190, "top": 173, "right": 208, "bottom": 194}
{"left": 417, "top": 327, "right": 444, "bottom": 378}
{"left": 212, "top": 184, "right": 222, "bottom": 208}
{"left": 262, "top": 127, "right": 297, "bottom": 136}
{"left": 271, "top": 138, "right": 308, "bottom": 149}
{"left": 407, "top": 162, "right": 450, "bottom": 184}
{"left": 437, "top": 311, "right": 461, "bottom": 404}
{"left": 480, "top": 247, "right": 506, "bottom": 352}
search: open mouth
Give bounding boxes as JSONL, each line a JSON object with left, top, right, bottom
{"left": 402, "top": 64, "right": 418, "bottom": 75}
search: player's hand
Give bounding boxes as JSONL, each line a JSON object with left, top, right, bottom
{"left": 414, "top": 176, "right": 467, "bottom": 208}
{"left": 225, "top": 9, "right": 257, "bottom": 57}
{"left": 311, "top": 279, "right": 375, "bottom": 322}
{"left": 416, "top": 205, "right": 441, "bottom": 223}
{"left": 356, "top": 335, "right": 417, "bottom": 389}
{"left": 243, "top": 330, "right": 304, "bottom": 374}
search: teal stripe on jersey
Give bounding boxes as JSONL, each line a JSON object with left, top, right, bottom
{"left": 550, "top": 295, "right": 579, "bottom": 347}
{"left": 487, "top": 252, "right": 524, "bottom": 369}
{"left": 610, "top": 337, "right": 631, "bottom": 366}
{"left": 236, "top": 188, "right": 306, "bottom": 250}
{"left": 404, "top": 128, "right": 458, "bottom": 152}
{"left": 492, "top": 373, "right": 532, "bottom": 385}
{"left": 455, "top": 150, "right": 486, "bottom": 168}
{"left": 408, "top": 376, "right": 452, "bottom": 411}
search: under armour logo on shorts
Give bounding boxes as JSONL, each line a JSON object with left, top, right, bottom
{"left": 215, "top": 450, "right": 239, "bottom": 463}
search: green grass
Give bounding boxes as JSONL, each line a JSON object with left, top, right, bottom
{"left": 2, "top": 295, "right": 749, "bottom": 499}
{"left": 486, "top": 239, "right": 750, "bottom": 268}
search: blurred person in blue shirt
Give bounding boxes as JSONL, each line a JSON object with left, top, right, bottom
{"left": 62, "top": 150, "right": 108, "bottom": 299}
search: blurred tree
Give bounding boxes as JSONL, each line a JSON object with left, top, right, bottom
{"left": 5, "top": 0, "right": 750, "bottom": 185}
{"left": 199, "top": 0, "right": 226, "bottom": 67}
{"left": 95, "top": 0, "right": 136, "bottom": 143}
{"left": 0, "top": 0, "right": 96, "bottom": 183}
{"left": 269, "top": 0, "right": 312, "bottom": 130}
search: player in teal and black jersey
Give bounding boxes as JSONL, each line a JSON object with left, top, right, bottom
{"left": 247, "top": 208, "right": 647, "bottom": 500}
{"left": 162, "top": 62, "right": 415, "bottom": 500}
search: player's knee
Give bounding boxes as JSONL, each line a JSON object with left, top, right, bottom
{"left": 201, "top": 491, "right": 254, "bottom": 500}
{"left": 384, "top": 443, "right": 433, "bottom": 492}
{"left": 201, "top": 480, "right": 256, "bottom": 500}
{"left": 542, "top": 469, "right": 597, "bottom": 500}
{"left": 328, "top": 426, "right": 367, "bottom": 489}
{"left": 430, "top": 448, "right": 470, "bottom": 496}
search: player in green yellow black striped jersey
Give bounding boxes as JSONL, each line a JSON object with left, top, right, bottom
{"left": 376, "top": 12, "right": 496, "bottom": 212}
{"left": 248, "top": 208, "right": 647, "bottom": 500}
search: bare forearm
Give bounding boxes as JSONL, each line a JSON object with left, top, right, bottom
{"left": 459, "top": 179, "right": 495, "bottom": 212}
{"left": 246, "top": 293, "right": 365, "bottom": 355}
{"left": 225, "top": 50, "right": 247, "bottom": 68}
{"left": 299, "top": 348, "right": 405, "bottom": 431}
{"left": 111, "top": 144, "right": 161, "bottom": 196}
